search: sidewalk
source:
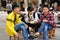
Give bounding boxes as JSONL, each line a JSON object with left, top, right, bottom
{"left": 0, "top": 20, "right": 60, "bottom": 40}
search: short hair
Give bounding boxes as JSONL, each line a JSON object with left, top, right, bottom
{"left": 20, "top": 1, "right": 24, "bottom": 8}
{"left": 12, "top": 4, "right": 19, "bottom": 10}
{"left": 49, "top": 7, "right": 54, "bottom": 11}
{"left": 20, "top": 1, "right": 24, "bottom": 5}
{"left": 42, "top": 5, "right": 49, "bottom": 9}
{"left": 27, "top": 6, "right": 33, "bottom": 11}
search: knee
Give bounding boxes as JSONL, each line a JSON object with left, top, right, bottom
{"left": 44, "top": 26, "right": 48, "bottom": 31}
{"left": 20, "top": 26, "right": 25, "bottom": 29}
{"left": 41, "top": 22, "right": 47, "bottom": 25}
{"left": 20, "top": 22, "right": 25, "bottom": 25}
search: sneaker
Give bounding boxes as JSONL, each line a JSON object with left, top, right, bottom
{"left": 35, "top": 32, "right": 40, "bottom": 37}
{"left": 28, "top": 35, "right": 35, "bottom": 39}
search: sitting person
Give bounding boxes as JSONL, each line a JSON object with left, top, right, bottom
{"left": 35, "top": 5, "right": 56, "bottom": 40}
{"left": 24, "top": 6, "right": 40, "bottom": 33}
{"left": 6, "top": 4, "right": 28, "bottom": 40}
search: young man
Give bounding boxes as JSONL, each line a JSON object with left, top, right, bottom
{"left": 35, "top": 5, "right": 55, "bottom": 40}
{"left": 6, "top": 4, "right": 28, "bottom": 40}
{"left": 24, "top": 6, "right": 39, "bottom": 33}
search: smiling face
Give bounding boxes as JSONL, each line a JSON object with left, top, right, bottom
{"left": 13, "top": 7, "right": 20, "bottom": 14}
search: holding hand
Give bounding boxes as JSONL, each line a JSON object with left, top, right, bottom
{"left": 34, "top": 20, "right": 38, "bottom": 24}
{"left": 15, "top": 32, "right": 18, "bottom": 38}
{"left": 43, "top": 19, "right": 48, "bottom": 22}
{"left": 25, "top": 25, "right": 28, "bottom": 29}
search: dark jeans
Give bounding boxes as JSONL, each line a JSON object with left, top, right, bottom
{"left": 26, "top": 23, "right": 40, "bottom": 34}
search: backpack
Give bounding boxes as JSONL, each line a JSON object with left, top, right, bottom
{"left": 28, "top": 12, "right": 40, "bottom": 19}
{"left": 33, "top": 12, "right": 40, "bottom": 19}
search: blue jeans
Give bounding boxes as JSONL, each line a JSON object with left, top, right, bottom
{"left": 38, "top": 22, "right": 53, "bottom": 40}
{"left": 14, "top": 22, "right": 28, "bottom": 40}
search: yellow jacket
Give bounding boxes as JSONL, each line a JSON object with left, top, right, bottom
{"left": 6, "top": 12, "right": 22, "bottom": 36}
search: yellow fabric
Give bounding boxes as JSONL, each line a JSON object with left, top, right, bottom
{"left": 6, "top": 12, "right": 22, "bottom": 36}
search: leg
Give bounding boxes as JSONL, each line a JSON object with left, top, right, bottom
{"left": 48, "top": 24, "right": 53, "bottom": 38}
{"left": 9, "top": 36, "right": 16, "bottom": 40}
{"left": 9, "top": 36, "right": 11, "bottom": 40}
{"left": 35, "top": 23, "right": 41, "bottom": 32}
{"left": 43, "top": 25, "right": 48, "bottom": 40}
{"left": 14, "top": 22, "right": 28, "bottom": 40}
{"left": 38, "top": 22, "right": 47, "bottom": 32}
{"left": 43, "top": 23, "right": 53, "bottom": 40}
{"left": 35, "top": 22, "right": 48, "bottom": 37}
{"left": 38, "top": 22, "right": 48, "bottom": 40}
{"left": 34, "top": 24, "right": 38, "bottom": 32}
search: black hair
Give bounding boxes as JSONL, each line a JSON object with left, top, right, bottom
{"left": 12, "top": 4, "right": 19, "bottom": 10}
{"left": 49, "top": 7, "right": 54, "bottom": 11}
{"left": 20, "top": 1, "right": 24, "bottom": 5}
{"left": 27, "top": 6, "right": 33, "bottom": 11}
{"left": 20, "top": 1, "right": 25, "bottom": 11}
{"left": 40, "top": 4, "right": 42, "bottom": 6}
{"left": 42, "top": 5, "right": 49, "bottom": 9}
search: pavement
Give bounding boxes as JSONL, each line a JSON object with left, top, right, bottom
{"left": 0, "top": 11, "right": 60, "bottom": 40}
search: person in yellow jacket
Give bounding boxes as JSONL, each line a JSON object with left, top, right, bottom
{"left": 6, "top": 4, "right": 28, "bottom": 40}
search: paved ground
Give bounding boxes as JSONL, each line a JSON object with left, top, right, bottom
{"left": 0, "top": 11, "right": 60, "bottom": 40}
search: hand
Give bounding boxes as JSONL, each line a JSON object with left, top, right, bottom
{"left": 24, "top": 15, "right": 26, "bottom": 18}
{"left": 34, "top": 20, "right": 38, "bottom": 24}
{"left": 43, "top": 19, "right": 48, "bottom": 22}
{"left": 27, "top": 21, "right": 30, "bottom": 23}
{"left": 15, "top": 32, "right": 18, "bottom": 38}
{"left": 23, "top": 14, "right": 26, "bottom": 18}
{"left": 27, "top": 19, "right": 30, "bottom": 23}
{"left": 25, "top": 25, "right": 28, "bottom": 29}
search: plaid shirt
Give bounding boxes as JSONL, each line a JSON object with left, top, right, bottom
{"left": 39, "top": 12, "right": 56, "bottom": 27}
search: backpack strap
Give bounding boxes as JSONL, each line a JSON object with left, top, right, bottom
{"left": 28, "top": 13, "right": 30, "bottom": 18}
{"left": 33, "top": 12, "right": 35, "bottom": 18}
{"left": 33, "top": 12, "right": 40, "bottom": 19}
{"left": 38, "top": 14, "right": 40, "bottom": 19}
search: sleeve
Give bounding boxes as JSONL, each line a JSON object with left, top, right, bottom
{"left": 25, "top": 17, "right": 29, "bottom": 23}
{"left": 16, "top": 14, "right": 22, "bottom": 23}
{"left": 38, "top": 14, "right": 43, "bottom": 23}
{"left": 24, "top": 14, "right": 29, "bottom": 23}
{"left": 6, "top": 16, "right": 16, "bottom": 35}
{"left": 35, "top": 12, "right": 39, "bottom": 20}
{"left": 48, "top": 14, "right": 54, "bottom": 25}
{"left": 18, "top": 17, "right": 22, "bottom": 23}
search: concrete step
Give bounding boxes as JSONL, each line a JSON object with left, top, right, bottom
{"left": 56, "top": 24, "right": 60, "bottom": 28}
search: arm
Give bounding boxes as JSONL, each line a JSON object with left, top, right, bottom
{"left": 35, "top": 12, "right": 39, "bottom": 20}
{"left": 48, "top": 14, "right": 54, "bottom": 25}
{"left": 38, "top": 14, "right": 43, "bottom": 23}
{"left": 6, "top": 18, "right": 17, "bottom": 35}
